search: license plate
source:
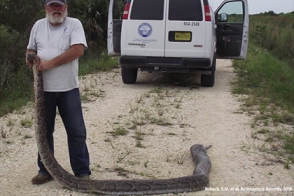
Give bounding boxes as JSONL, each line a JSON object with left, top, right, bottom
{"left": 174, "top": 32, "right": 191, "bottom": 41}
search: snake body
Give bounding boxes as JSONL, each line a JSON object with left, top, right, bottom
{"left": 27, "top": 53, "right": 211, "bottom": 195}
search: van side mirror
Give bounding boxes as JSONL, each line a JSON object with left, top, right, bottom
{"left": 219, "top": 13, "right": 228, "bottom": 22}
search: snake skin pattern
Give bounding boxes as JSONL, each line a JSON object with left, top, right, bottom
{"left": 27, "top": 53, "right": 211, "bottom": 195}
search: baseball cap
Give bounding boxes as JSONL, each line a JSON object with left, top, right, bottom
{"left": 46, "top": 0, "right": 67, "bottom": 5}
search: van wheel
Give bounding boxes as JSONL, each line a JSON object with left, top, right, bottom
{"left": 201, "top": 55, "right": 216, "bottom": 87}
{"left": 121, "top": 68, "right": 138, "bottom": 84}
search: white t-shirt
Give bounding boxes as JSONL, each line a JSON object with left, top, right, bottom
{"left": 27, "top": 17, "right": 87, "bottom": 92}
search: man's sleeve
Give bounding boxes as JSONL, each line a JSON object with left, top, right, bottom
{"left": 27, "top": 23, "right": 37, "bottom": 51}
{"left": 71, "top": 19, "right": 88, "bottom": 49}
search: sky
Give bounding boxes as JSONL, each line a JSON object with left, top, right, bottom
{"left": 210, "top": 0, "right": 294, "bottom": 14}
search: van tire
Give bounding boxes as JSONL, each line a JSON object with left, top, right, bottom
{"left": 121, "top": 68, "right": 138, "bottom": 84}
{"left": 201, "top": 55, "right": 216, "bottom": 87}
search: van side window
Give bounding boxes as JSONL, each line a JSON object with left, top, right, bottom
{"left": 217, "top": 2, "right": 244, "bottom": 23}
{"left": 130, "top": 0, "right": 164, "bottom": 20}
{"left": 169, "top": 0, "right": 203, "bottom": 21}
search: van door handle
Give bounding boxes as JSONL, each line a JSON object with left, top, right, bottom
{"left": 218, "top": 24, "right": 241, "bottom": 34}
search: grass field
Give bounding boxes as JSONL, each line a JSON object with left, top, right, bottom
{"left": 232, "top": 42, "right": 294, "bottom": 166}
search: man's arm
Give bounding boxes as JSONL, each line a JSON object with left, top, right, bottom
{"left": 38, "top": 44, "right": 85, "bottom": 71}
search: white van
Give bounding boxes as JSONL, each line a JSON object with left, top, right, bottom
{"left": 108, "top": 0, "right": 249, "bottom": 87}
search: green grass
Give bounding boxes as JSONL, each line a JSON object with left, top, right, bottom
{"left": 108, "top": 124, "right": 129, "bottom": 137}
{"left": 249, "top": 13, "right": 294, "bottom": 66}
{"left": 79, "top": 52, "right": 118, "bottom": 75}
{"left": 233, "top": 43, "right": 294, "bottom": 114}
{"left": 232, "top": 42, "right": 294, "bottom": 164}
{"left": 0, "top": 66, "right": 34, "bottom": 117}
{"left": 20, "top": 117, "right": 33, "bottom": 128}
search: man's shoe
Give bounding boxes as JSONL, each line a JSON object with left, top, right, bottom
{"left": 31, "top": 174, "right": 53, "bottom": 184}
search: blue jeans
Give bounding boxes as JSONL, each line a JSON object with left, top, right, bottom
{"left": 38, "top": 88, "right": 91, "bottom": 177}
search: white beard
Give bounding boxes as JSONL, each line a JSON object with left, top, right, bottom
{"left": 46, "top": 9, "right": 68, "bottom": 25}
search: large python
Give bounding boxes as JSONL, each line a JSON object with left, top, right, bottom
{"left": 27, "top": 53, "right": 211, "bottom": 195}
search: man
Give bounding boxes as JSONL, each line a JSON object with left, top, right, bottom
{"left": 26, "top": 0, "right": 91, "bottom": 184}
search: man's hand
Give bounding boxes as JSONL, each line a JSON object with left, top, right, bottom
{"left": 25, "top": 44, "right": 84, "bottom": 71}
{"left": 26, "top": 52, "right": 51, "bottom": 71}
{"left": 37, "top": 60, "right": 54, "bottom": 71}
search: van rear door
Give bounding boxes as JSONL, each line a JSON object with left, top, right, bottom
{"left": 215, "top": 0, "right": 249, "bottom": 59}
{"left": 109, "top": 0, "right": 211, "bottom": 58}
{"left": 164, "top": 0, "right": 207, "bottom": 58}
{"left": 120, "top": 0, "right": 166, "bottom": 57}
{"left": 107, "top": 0, "right": 124, "bottom": 56}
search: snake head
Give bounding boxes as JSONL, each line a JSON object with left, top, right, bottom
{"left": 190, "top": 144, "right": 212, "bottom": 155}
{"left": 27, "top": 53, "right": 39, "bottom": 69}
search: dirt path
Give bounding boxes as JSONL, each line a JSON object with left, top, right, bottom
{"left": 0, "top": 60, "right": 293, "bottom": 196}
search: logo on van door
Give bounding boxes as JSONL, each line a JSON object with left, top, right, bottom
{"left": 138, "top": 23, "right": 152, "bottom": 38}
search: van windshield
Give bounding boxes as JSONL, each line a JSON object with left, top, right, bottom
{"left": 130, "top": 0, "right": 164, "bottom": 20}
{"left": 169, "top": 0, "right": 203, "bottom": 21}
